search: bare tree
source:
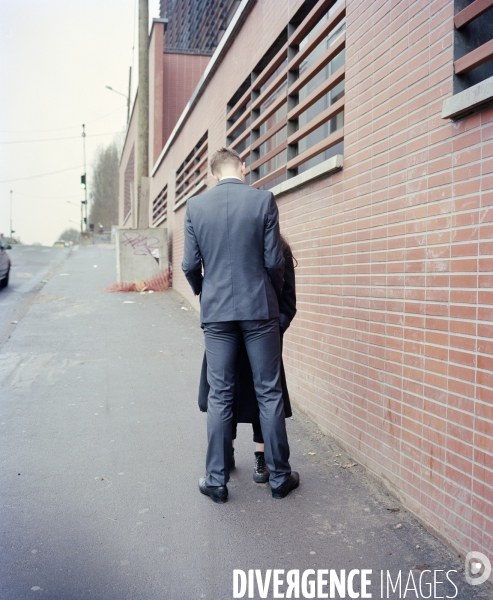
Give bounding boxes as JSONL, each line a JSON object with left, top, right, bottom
{"left": 57, "top": 228, "right": 80, "bottom": 243}
{"left": 89, "top": 143, "right": 119, "bottom": 232}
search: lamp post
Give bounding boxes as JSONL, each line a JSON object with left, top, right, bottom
{"left": 81, "top": 124, "right": 88, "bottom": 234}
{"left": 106, "top": 85, "right": 130, "bottom": 123}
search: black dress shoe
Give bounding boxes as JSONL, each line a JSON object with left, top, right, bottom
{"left": 271, "top": 472, "right": 300, "bottom": 499}
{"left": 198, "top": 477, "right": 228, "bottom": 503}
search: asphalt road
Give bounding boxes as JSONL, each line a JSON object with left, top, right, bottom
{"left": 0, "top": 246, "right": 490, "bottom": 600}
{"left": 0, "top": 244, "right": 71, "bottom": 345}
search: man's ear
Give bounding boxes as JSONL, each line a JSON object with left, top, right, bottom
{"left": 240, "top": 162, "right": 247, "bottom": 182}
{"left": 211, "top": 171, "right": 220, "bottom": 183}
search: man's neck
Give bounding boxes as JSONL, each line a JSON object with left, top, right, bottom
{"left": 219, "top": 175, "right": 242, "bottom": 181}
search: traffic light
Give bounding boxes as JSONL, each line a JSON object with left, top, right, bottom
{"left": 83, "top": 217, "right": 87, "bottom": 225}
{"left": 80, "top": 174, "right": 86, "bottom": 189}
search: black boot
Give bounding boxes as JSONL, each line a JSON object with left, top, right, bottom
{"left": 253, "top": 451, "right": 269, "bottom": 483}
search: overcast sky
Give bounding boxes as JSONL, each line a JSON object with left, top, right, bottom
{"left": 0, "top": 0, "right": 160, "bottom": 246}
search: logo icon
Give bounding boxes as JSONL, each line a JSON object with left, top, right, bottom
{"left": 465, "top": 552, "right": 491, "bottom": 586}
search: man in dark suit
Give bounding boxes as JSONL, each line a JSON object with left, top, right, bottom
{"left": 182, "top": 147, "right": 299, "bottom": 503}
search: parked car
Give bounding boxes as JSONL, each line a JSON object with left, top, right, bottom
{"left": 53, "top": 240, "right": 66, "bottom": 248}
{"left": 0, "top": 241, "right": 11, "bottom": 288}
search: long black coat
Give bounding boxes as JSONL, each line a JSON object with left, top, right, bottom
{"left": 198, "top": 253, "right": 296, "bottom": 422}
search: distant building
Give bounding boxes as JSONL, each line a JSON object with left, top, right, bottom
{"left": 159, "top": 0, "right": 241, "bottom": 54}
{"left": 119, "top": 0, "right": 241, "bottom": 228}
{"left": 119, "top": 0, "right": 493, "bottom": 572}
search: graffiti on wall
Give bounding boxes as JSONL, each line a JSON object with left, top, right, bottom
{"left": 122, "top": 231, "right": 161, "bottom": 264}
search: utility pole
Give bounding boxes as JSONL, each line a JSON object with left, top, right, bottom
{"left": 9, "top": 190, "right": 13, "bottom": 241}
{"left": 116, "top": 0, "right": 164, "bottom": 284}
{"left": 82, "top": 124, "right": 88, "bottom": 232}
{"left": 137, "top": 0, "right": 149, "bottom": 228}
{"left": 127, "top": 66, "right": 132, "bottom": 123}
{"left": 80, "top": 197, "right": 83, "bottom": 236}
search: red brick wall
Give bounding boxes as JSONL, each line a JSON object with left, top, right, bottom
{"left": 281, "top": 0, "right": 493, "bottom": 560}
{"left": 162, "top": 53, "right": 211, "bottom": 145}
{"left": 149, "top": 0, "right": 493, "bottom": 563}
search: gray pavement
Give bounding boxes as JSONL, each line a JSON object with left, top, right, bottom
{"left": 0, "top": 246, "right": 490, "bottom": 600}
{"left": 0, "top": 245, "right": 71, "bottom": 345}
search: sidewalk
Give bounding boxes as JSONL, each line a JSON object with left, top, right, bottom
{"left": 0, "top": 246, "right": 489, "bottom": 600}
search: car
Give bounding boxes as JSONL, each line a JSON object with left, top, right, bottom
{"left": 0, "top": 240, "right": 11, "bottom": 288}
{"left": 53, "top": 240, "right": 66, "bottom": 248}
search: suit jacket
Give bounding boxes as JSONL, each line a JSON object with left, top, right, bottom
{"left": 182, "top": 178, "right": 285, "bottom": 324}
{"left": 198, "top": 253, "right": 297, "bottom": 421}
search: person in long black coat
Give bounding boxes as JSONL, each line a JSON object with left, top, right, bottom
{"left": 198, "top": 236, "right": 297, "bottom": 483}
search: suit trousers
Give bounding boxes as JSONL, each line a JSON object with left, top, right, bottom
{"left": 203, "top": 318, "right": 291, "bottom": 488}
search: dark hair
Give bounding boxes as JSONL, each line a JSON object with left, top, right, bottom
{"left": 210, "top": 147, "right": 242, "bottom": 176}
{"left": 280, "top": 234, "right": 298, "bottom": 267}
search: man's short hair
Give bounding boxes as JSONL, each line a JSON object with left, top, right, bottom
{"left": 210, "top": 147, "right": 242, "bottom": 176}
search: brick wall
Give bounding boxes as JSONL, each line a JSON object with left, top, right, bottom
{"left": 162, "top": 53, "right": 211, "bottom": 144}
{"left": 281, "top": 0, "right": 492, "bottom": 560}
{"left": 148, "top": 0, "right": 493, "bottom": 563}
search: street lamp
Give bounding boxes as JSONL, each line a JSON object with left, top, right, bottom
{"left": 105, "top": 85, "right": 127, "bottom": 99}
{"left": 106, "top": 84, "right": 130, "bottom": 123}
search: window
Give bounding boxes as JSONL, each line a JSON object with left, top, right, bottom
{"left": 442, "top": 0, "right": 493, "bottom": 119}
{"left": 286, "top": 0, "right": 345, "bottom": 178}
{"left": 226, "top": 76, "right": 252, "bottom": 153}
{"left": 296, "top": 10, "right": 345, "bottom": 173}
{"left": 225, "top": 0, "right": 346, "bottom": 190}
{"left": 175, "top": 132, "right": 208, "bottom": 205}
{"left": 152, "top": 184, "right": 168, "bottom": 226}
{"left": 453, "top": 0, "right": 493, "bottom": 93}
